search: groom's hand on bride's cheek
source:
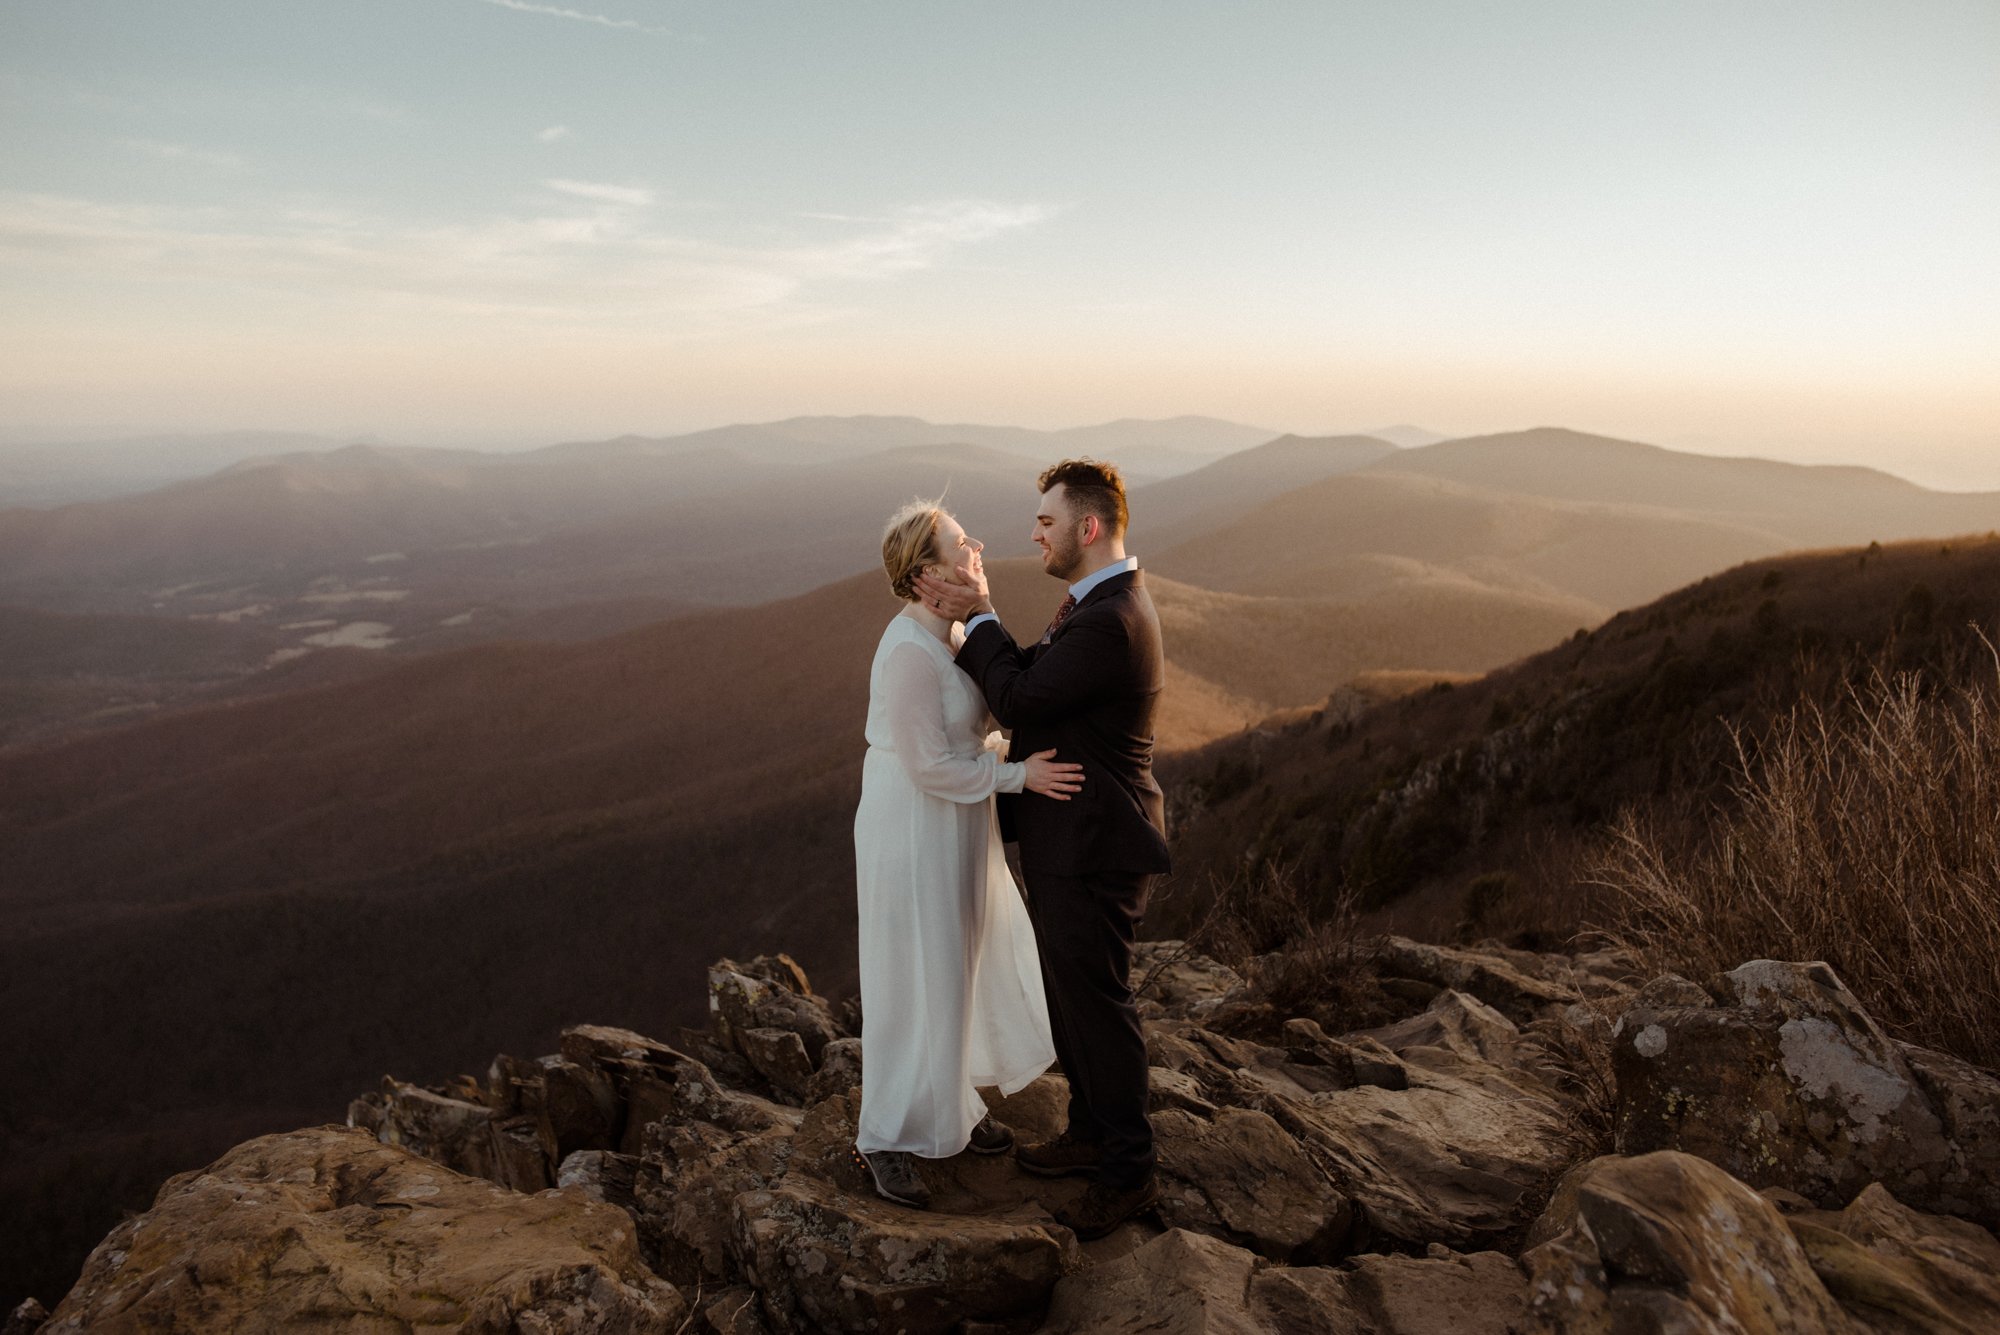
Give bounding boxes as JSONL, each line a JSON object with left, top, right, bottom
{"left": 954, "top": 561, "right": 991, "bottom": 602}
{"left": 914, "top": 572, "right": 990, "bottom": 619}
{"left": 912, "top": 572, "right": 957, "bottom": 616}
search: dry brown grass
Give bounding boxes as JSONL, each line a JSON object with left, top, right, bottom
{"left": 1592, "top": 640, "right": 2000, "bottom": 1068}
{"left": 1177, "top": 857, "right": 1395, "bottom": 1037}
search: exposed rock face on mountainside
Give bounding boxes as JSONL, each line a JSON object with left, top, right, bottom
{"left": 1613, "top": 960, "right": 2000, "bottom": 1227}
{"left": 32, "top": 941, "right": 2000, "bottom": 1334}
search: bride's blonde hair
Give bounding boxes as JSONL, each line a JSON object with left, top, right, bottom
{"left": 882, "top": 498, "right": 947, "bottom": 602}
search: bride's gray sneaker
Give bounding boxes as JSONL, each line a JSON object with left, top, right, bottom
{"left": 968, "top": 1112, "right": 1014, "bottom": 1155}
{"left": 854, "top": 1146, "right": 931, "bottom": 1209}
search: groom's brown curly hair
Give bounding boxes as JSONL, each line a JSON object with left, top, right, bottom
{"left": 1037, "top": 458, "right": 1128, "bottom": 539}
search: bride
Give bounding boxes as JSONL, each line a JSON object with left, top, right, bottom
{"left": 851, "top": 499, "right": 1079, "bottom": 1208}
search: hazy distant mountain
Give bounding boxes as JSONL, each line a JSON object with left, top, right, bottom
{"left": 0, "top": 415, "right": 1274, "bottom": 607}
{"left": 1040, "top": 415, "right": 1283, "bottom": 473}
{"left": 536, "top": 413, "right": 1278, "bottom": 479}
{"left": 532, "top": 416, "right": 1029, "bottom": 464}
{"left": 1130, "top": 434, "right": 1399, "bottom": 543}
{"left": 9, "top": 421, "right": 2000, "bottom": 750}
{"left": 430, "top": 440, "right": 1054, "bottom": 610}
{"left": 0, "top": 431, "right": 368, "bottom": 507}
{"left": 1151, "top": 469, "right": 1792, "bottom": 617}
{"left": 0, "top": 437, "right": 1203, "bottom": 669}
{"left": 1373, "top": 427, "right": 2000, "bottom": 547}
{"left": 1358, "top": 424, "right": 1449, "bottom": 449}
{"left": 0, "top": 441, "right": 778, "bottom": 594}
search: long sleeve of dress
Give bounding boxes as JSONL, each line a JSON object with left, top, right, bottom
{"left": 881, "top": 642, "right": 1027, "bottom": 803}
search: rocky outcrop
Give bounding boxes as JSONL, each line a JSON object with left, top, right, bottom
{"left": 1144, "top": 987, "right": 1582, "bottom": 1251}
{"left": 1523, "top": 1150, "right": 2000, "bottom": 1334}
{"left": 1131, "top": 939, "right": 1247, "bottom": 1021}
{"left": 1613, "top": 959, "right": 2000, "bottom": 1226}
{"left": 39, "top": 1125, "right": 685, "bottom": 1333}
{"left": 38, "top": 938, "right": 2000, "bottom": 1335}
{"left": 1153, "top": 1105, "right": 1355, "bottom": 1261}
{"left": 1374, "top": 938, "right": 1583, "bottom": 1022}
{"left": 3, "top": 1301, "right": 50, "bottom": 1335}
{"left": 1039, "top": 1228, "right": 1529, "bottom": 1335}
{"left": 1525, "top": 1151, "right": 1854, "bottom": 1332}
{"left": 708, "top": 955, "right": 845, "bottom": 1101}
{"left": 733, "top": 1172, "right": 1071, "bottom": 1334}
{"left": 1783, "top": 1180, "right": 2000, "bottom": 1334}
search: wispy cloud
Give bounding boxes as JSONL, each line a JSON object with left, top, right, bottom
{"left": 0, "top": 191, "right": 1053, "bottom": 334}
{"left": 471, "top": 0, "right": 675, "bottom": 37}
{"left": 807, "top": 201, "right": 1058, "bottom": 278}
{"left": 535, "top": 125, "right": 571, "bottom": 143}
{"left": 120, "top": 138, "right": 245, "bottom": 170}
{"left": 545, "top": 178, "right": 653, "bottom": 207}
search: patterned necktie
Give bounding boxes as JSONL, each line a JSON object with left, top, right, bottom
{"left": 1040, "top": 593, "right": 1078, "bottom": 645}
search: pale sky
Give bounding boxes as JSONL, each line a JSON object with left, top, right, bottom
{"left": 2, "top": 1, "right": 1996, "bottom": 486}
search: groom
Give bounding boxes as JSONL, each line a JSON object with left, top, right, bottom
{"left": 914, "top": 457, "right": 1170, "bottom": 1240}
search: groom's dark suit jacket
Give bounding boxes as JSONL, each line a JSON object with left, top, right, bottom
{"left": 955, "top": 568, "right": 1171, "bottom": 876}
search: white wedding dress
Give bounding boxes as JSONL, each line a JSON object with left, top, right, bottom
{"left": 852, "top": 612, "right": 1057, "bottom": 1157}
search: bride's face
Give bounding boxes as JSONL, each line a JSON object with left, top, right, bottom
{"left": 928, "top": 513, "right": 985, "bottom": 585}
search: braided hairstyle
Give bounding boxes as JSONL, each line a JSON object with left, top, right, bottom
{"left": 881, "top": 499, "right": 945, "bottom": 602}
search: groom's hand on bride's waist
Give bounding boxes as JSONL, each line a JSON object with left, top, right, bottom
{"left": 913, "top": 569, "right": 992, "bottom": 622}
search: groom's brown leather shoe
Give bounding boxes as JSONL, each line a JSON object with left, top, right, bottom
{"left": 968, "top": 1113, "right": 1014, "bottom": 1155}
{"left": 1051, "top": 1177, "right": 1160, "bottom": 1241}
{"left": 1016, "top": 1130, "right": 1103, "bottom": 1178}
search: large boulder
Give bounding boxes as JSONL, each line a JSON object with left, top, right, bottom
{"left": 1144, "top": 990, "right": 1579, "bottom": 1251}
{"left": 1039, "top": 1228, "right": 1297, "bottom": 1335}
{"left": 1040, "top": 1228, "right": 1528, "bottom": 1335}
{"left": 1524, "top": 1149, "right": 2000, "bottom": 1334}
{"left": 374, "top": 1078, "right": 497, "bottom": 1175}
{"left": 1152, "top": 1106, "right": 1354, "bottom": 1262}
{"left": 40, "top": 1125, "right": 685, "bottom": 1333}
{"left": 1131, "top": 940, "right": 1247, "bottom": 1021}
{"left": 1899, "top": 1042, "right": 2000, "bottom": 1224}
{"left": 1310, "top": 1249, "right": 1529, "bottom": 1334}
{"left": 730, "top": 1173, "right": 1074, "bottom": 1334}
{"left": 1374, "top": 938, "right": 1583, "bottom": 1023}
{"left": 543, "top": 1024, "right": 813, "bottom": 1288}
{"left": 538, "top": 1058, "right": 625, "bottom": 1166}
{"left": 1612, "top": 960, "right": 2000, "bottom": 1225}
{"left": 1262, "top": 992, "right": 1578, "bottom": 1251}
{"left": 1522, "top": 1151, "right": 1855, "bottom": 1333}
{"left": 638, "top": 1118, "right": 797, "bottom": 1287}
{"left": 804, "top": 1035, "right": 864, "bottom": 1104}
{"left": 709, "top": 959, "right": 844, "bottom": 1086}
{"left": 1782, "top": 1182, "right": 2000, "bottom": 1335}
{"left": 558, "top": 1149, "right": 642, "bottom": 1212}
{"left": 363, "top": 1076, "right": 553, "bottom": 1194}
{"left": 1360, "top": 988, "right": 1524, "bottom": 1069}
{"left": 984, "top": 1071, "right": 1072, "bottom": 1142}
{"left": 561, "top": 1022, "right": 800, "bottom": 1156}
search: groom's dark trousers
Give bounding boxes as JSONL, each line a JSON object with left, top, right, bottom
{"left": 955, "top": 568, "right": 1171, "bottom": 1191}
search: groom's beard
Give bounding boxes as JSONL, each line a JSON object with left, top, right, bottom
{"left": 1045, "top": 534, "right": 1083, "bottom": 581}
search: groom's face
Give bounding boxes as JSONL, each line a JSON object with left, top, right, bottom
{"left": 1034, "top": 485, "right": 1086, "bottom": 581}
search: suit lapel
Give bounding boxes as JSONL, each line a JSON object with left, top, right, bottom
{"left": 1047, "top": 568, "right": 1140, "bottom": 645}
